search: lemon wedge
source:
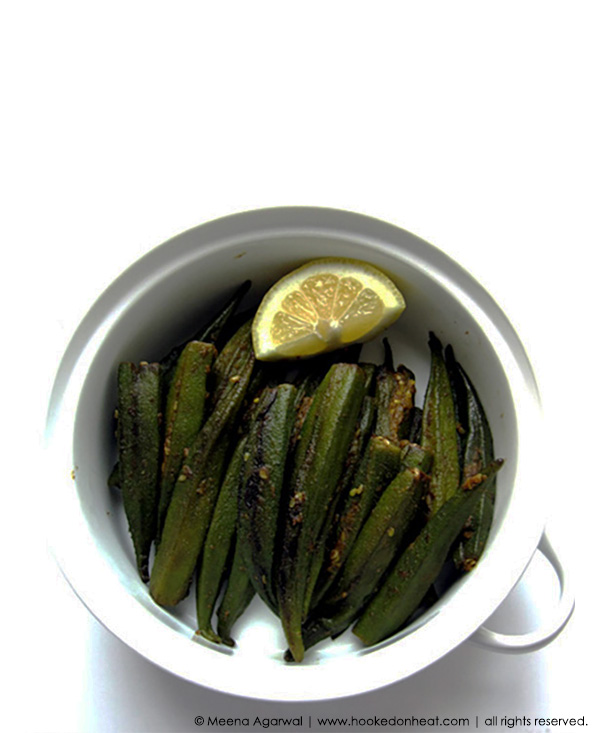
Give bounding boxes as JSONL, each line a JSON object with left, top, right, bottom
{"left": 252, "top": 257, "right": 406, "bottom": 360}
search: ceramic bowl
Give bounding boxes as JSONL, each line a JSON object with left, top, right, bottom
{"left": 46, "top": 207, "right": 573, "bottom": 701}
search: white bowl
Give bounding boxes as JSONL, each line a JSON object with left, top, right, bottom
{"left": 46, "top": 207, "right": 572, "bottom": 701}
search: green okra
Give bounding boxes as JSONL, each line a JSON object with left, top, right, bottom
{"left": 373, "top": 365, "right": 416, "bottom": 445}
{"left": 196, "top": 438, "right": 248, "bottom": 643}
{"left": 292, "top": 345, "right": 364, "bottom": 409}
{"left": 290, "top": 394, "right": 314, "bottom": 448}
{"left": 333, "top": 464, "right": 431, "bottom": 603}
{"left": 290, "top": 359, "right": 371, "bottom": 458}
{"left": 293, "top": 360, "right": 331, "bottom": 408}
{"left": 157, "top": 341, "right": 217, "bottom": 541}
{"left": 307, "top": 394, "right": 376, "bottom": 612}
{"left": 338, "top": 394, "right": 377, "bottom": 489}
{"left": 293, "top": 363, "right": 325, "bottom": 411}
{"left": 234, "top": 360, "right": 290, "bottom": 440}
{"left": 448, "top": 349, "right": 496, "bottom": 572}
{"left": 394, "top": 441, "right": 434, "bottom": 541}
{"left": 399, "top": 440, "right": 433, "bottom": 472}
{"left": 321, "top": 392, "right": 377, "bottom": 542}
{"left": 151, "top": 438, "right": 229, "bottom": 606}
{"left": 303, "top": 397, "right": 376, "bottom": 615}
{"left": 238, "top": 384, "right": 298, "bottom": 611}
{"left": 277, "top": 363, "right": 368, "bottom": 662}
{"left": 149, "top": 323, "right": 255, "bottom": 607}
{"left": 444, "top": 343, "right": 469, "bottom": 466}
{"left": 359, "top": 362, "right": 377, "bottom": 395}
{"left": 353, "top": 460, "right": 504, "bottom": 646}
{"left": 117, "top": 361, "right": 162, "bottom": 582}
{"left": 311, "top": 433, "right": 403, "bottom": 621}
{"left": 211, "top": 319, "right": 255, "bottom": 407}
{"left": 286, "top": 440, "right": 431, "bottom": 661}
{"left": 216, "top": 534, "right": 256, "bottom": 647}
{"left": 160, "top": 280, "right": 251, "bottom": 380}
{"left": 457, "top": 361, "right": 494, "bottom": 481}
{"left": 454, "top": 487, "right": 495, "bottom": 573}
{"left": 421, "top": 332, "right": 461, "bottom": 516}
{"left": 299, "top": 462, "right": 431, "bottom": 655}
{"left": 288, "top": 363, "right": 331, "bottom": 453}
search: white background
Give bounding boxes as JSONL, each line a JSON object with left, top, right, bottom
{"left": 2, "top": 2, "right": 598, "bottom": 732}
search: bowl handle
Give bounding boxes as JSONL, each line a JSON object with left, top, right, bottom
{"left": 469, "top": 531, "right": 574, "bottom": 654}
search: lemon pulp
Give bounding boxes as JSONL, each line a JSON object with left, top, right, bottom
{"left": 252, "top": 258, "right": 406, "bottom": 360}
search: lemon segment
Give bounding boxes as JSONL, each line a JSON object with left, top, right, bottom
{"left": 252, "top": 258, "right": 406, "bottom": 361}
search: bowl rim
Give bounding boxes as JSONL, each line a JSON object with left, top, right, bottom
{"left": 45, "top": 206, "right": 545, "bottom": 701}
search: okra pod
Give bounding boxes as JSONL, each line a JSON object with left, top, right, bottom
{"left": 149, "top": 323, "right": 255, "bottom": 606}
{"left": 157, "top": 341, "right": 217, "bottom": 541}
{"left": 290, "top": 357, "right": 369, "bottom": 454}
{"left": 234, "top": 360, "right": 291, "bottom": 439}
{"left": 216, "top": 534, "right": 256, "bottom": 647}
{"left": 332, "top": 465, "right": 431, "bottom": 605}
{"left": 449, "top": 352, "right": 496, "bottom": 572}
{"left": 300, "top": 463, "right": 431, "bottom": 655}
{"left": 337, "top": 394, "right": 377, "bottom": 493}
{"left": 211, "top": 319, "right": 255, "bottom": 407}
{"left": 373, "top": 365, "right": 416, "bottom": 445}
{"left": 457, "top": 360, "right": 494, "bottom": 481}
{"left": 307, "top": 394, "right": 376, "bottom": 612}
{"left": 196, "top": 438, "right": 247, "bottom": 643}
{"left": 311, "top": 434, "right": 403, "bottom": 618}
{"left": 290, "top": 394, "right": 314, "bottom": 448}
{"left": 117, "top": 362, "right": 162, "bottom": 582}
{"left": 420, "top": 332, "right": 461, "bottom": 515}
{"left": 150, "top": 437, "right": 229, "bottom": 605}
{"left": 399, "top": 440, "right": 433, "bottom": 473}
{"left": 238, "top": 384, "right": 298, "bottom": 611}
{"left": 444, "top": 343, "right": 469, "bottom": 466}
{"left": 353, "top": 460, "right": 504, "bottom": 646}
{"left": 292, "top": 345, "right": 364, "bottom": 409}
{"left": 277, "top": 363, "right": 368, "bottom": 662}
{"left": 454, "top": 487, "right": 495, "bottom": 573}
{"left": 394, "top": 441, "right": 434, "bottom": 541}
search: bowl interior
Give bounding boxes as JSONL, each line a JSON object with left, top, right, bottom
{"left": 71, "top": 228, "right": 519, "bottom": 669}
